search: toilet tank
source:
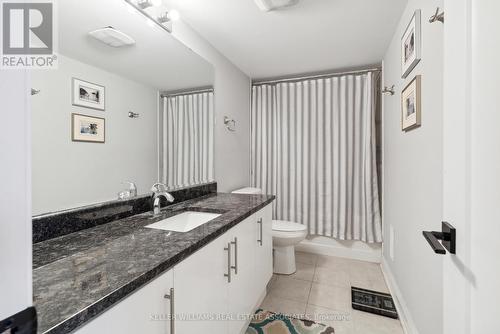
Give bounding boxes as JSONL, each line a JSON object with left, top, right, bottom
{"left": 231, "top": 187, "right": 262, "bottom": 195}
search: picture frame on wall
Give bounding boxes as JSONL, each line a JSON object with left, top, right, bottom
{"left": 401, "top": 75, "right": 421, "bottom": 131}
{"left": 401, "top": 10, "right": 421, "bottom": 79}
{"left": 72, "top": 113, "right": 105, "bottom": 143}
{"left": 72, "top": 78, "right": 105, "bottom": 111}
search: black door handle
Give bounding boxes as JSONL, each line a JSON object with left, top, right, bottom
{"left": 422, "top": 222, "right": 456, "bottom": 255}
{"left": 423, "top": 231, "right": 447, "bottom": 254}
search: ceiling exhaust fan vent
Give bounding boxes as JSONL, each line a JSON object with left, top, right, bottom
{"left": 88, "top": 26, "right": 136, "bottom": 48}
{"left": 253, "top": 0, "right": 299, "bottom": 12}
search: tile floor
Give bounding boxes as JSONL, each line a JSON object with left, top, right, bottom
{"left": 260, "top": 252, "right": 404, "bottom": 334}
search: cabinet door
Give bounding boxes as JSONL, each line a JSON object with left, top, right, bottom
{"left": 74, "top": 269, "right": 174, "bottom": 334}
{"left": 255, "top": 205, "right": 273, "bottom": 293}
{"left": 226, "top": 217, "right": 257, "bottom": 334}
{"left": 173, "top": 234, "right": 228, "bottom": 334}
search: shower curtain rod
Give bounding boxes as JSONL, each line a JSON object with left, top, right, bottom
{"left": 252, "top": 67, "right": 381, "bottom": 86}
{"left": 160, "top": 87, "right": 214, "bottom": 98}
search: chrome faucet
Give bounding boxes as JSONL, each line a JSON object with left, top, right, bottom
{"left": 151, "top": 183, "right": 174, "bottom": 215}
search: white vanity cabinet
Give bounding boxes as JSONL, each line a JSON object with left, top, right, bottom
{"left": 73, "top": 269, "right": 174, "bottom": 334}
{"left": 73, "top": 204, "right": 273, "bottom": 334}
{"left": 175, "top": 204, "right": 273, "bottom": 334}
{"left": 172, "top": 229, "right": 229, "bottom": 333}
{"left": 226, "top": 215, "right": 259, "bottom": 334}
{"left": 254, "top": 204, "right": 273, "bottom": 296}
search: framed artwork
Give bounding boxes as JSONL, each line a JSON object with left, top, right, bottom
{"left": 72, "top": 113, "right": 105, "bottom": 143}
{"left": 401, "top": 75, "right": 421, "bottom": 131}
{"left": 72, "top": 78, "right": 105, "bottom": 111}
{"left": 401, "top": 10, "right": 421, "bottom": 79}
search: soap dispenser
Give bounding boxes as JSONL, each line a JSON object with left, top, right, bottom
{"left": 117, "top": 181, "right": 137, "bottom": 199}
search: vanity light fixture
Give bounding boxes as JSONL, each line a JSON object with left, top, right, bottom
{"left": 167, "top": 10, "right": 180, "bottom": 21}
{"left": 157, "top": 10, "right": 180, "bottom": 24}
{"left": 157, "top": 12, "right": 170, "bottom": 24}
{"left": 137, "top": 0, "right": 162, "bottom": 9}
{"left": 253, "top": 0, "right": 299, "bottom": 12}
{"left": 124, "top": 0, "right": 177, "bottom": 33}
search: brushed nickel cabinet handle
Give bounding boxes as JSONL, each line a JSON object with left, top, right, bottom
{"left": 164, "top": 288, "right": 175, "bottom": 334}
{"left": 224, "top": 242, "right": 231, "bottom": 283}
{"left": 231, "top": 237, "right": 238, "bottom": 275}
{"left": 257, "top": 218, "right": 263, "bottom": 246}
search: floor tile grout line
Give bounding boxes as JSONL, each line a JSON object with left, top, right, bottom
{"left": 305, "top": 261, "right": 317, "bottom": 306}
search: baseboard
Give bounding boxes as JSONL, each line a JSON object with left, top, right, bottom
{"left": 295, "top": 239, "right": 382, "bottom": 263}
{"left": 255, "top": 288, "right": 267, "bottom": 311}
{"left": 380, "top": 258, "right": 419, "bottom": 334}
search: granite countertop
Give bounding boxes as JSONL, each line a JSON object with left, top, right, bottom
{"left": 33, "top": 193, "right": 275, "bottom": 334}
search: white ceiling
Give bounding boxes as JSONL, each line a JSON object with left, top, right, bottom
{"left": 59, "top": 0, "right": 213, "bottom": 91}
{"left": 164, "top": 0, "right": 407, "bottom": 79}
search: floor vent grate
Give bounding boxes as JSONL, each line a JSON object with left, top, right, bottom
{"left": 351, "top": 287, "right": 398, "bottom": 319}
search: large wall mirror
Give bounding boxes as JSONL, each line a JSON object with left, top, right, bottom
{"left": 31, "top": 0, "right": 215, "bottom": 215}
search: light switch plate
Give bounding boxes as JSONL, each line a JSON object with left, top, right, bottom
{"left": 389, "top": 225, "right": 395, "bottom": 261}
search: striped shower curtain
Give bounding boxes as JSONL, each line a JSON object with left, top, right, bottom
{"left": 251, "top": 72, "right": 382, "bottom": 242}
{"left": 161, "top": 91, "right": 214, "bottom": 189}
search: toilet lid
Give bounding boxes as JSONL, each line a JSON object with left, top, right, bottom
{"left": 272, "top": 220, "right": 307, "bottom": 232}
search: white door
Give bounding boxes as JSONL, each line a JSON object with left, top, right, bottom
{"left": 254, "top": 205, "right": 273, "bottom": 295}
{"left": 173, "top": 234, "right": 228, "bottom": 334}
{"left": 0, "top": 71, "right": 32, "bottom": 320}
{"left": 443, "top": 1, "right": 500, "bottom": 333}
{"left": 74, "top": 270, "right": 174, "bottom": 334}
{"left": 227, "top": 217, "right": 256, "bottom": 334}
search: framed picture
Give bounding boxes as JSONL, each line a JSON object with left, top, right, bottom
{"left": 401, "top": 75, "right": 421, "bottom": 131}
{"left": 401, "top": 10, "right": 421, "bottom": 79}
{"left": 72, "top": 113, "right": 105, "bottom": 143}
{"left": 72, "top": 78, "right": 105, "bottom": 111}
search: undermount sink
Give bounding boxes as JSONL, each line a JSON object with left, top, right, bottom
{"left": 145, "top": 211, "right": 221, "bottom": 233}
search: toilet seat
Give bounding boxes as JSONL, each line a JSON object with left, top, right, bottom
{"left": 272, "top": 220, "right": 307, "bottom": 232}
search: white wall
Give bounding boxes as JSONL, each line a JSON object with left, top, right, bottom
{"left": 382, "top": 1, "right": 444, "bottom": 333}
{"left": 31, "top": 55, "right": 158, "bottom": 215}
{"left": 0, "top": 71, "right": 32, "bottom": 318}
{"left": 172, "top": 21, "right": 252, "bottom": 193}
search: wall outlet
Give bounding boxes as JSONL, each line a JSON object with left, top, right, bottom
{"left": 389, "top": 225, "right": 395, "bottom": 261}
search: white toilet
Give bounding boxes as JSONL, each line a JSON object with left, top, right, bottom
{"left": 232, "top": 187, "right": 307, "bottom": 275}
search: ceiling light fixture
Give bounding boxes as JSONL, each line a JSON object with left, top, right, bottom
{"left": 253, "top": 0, "right": 299, "bottom": 12}
{"left": 88, "top": 26, "right": 136, "bottom": 48}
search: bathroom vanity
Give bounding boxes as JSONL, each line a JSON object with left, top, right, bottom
{"left": 33, "top": 192, "right": 274, "bottom": 334}
{"left": 28, "top": 1, "right": 272, "bottom": 333}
